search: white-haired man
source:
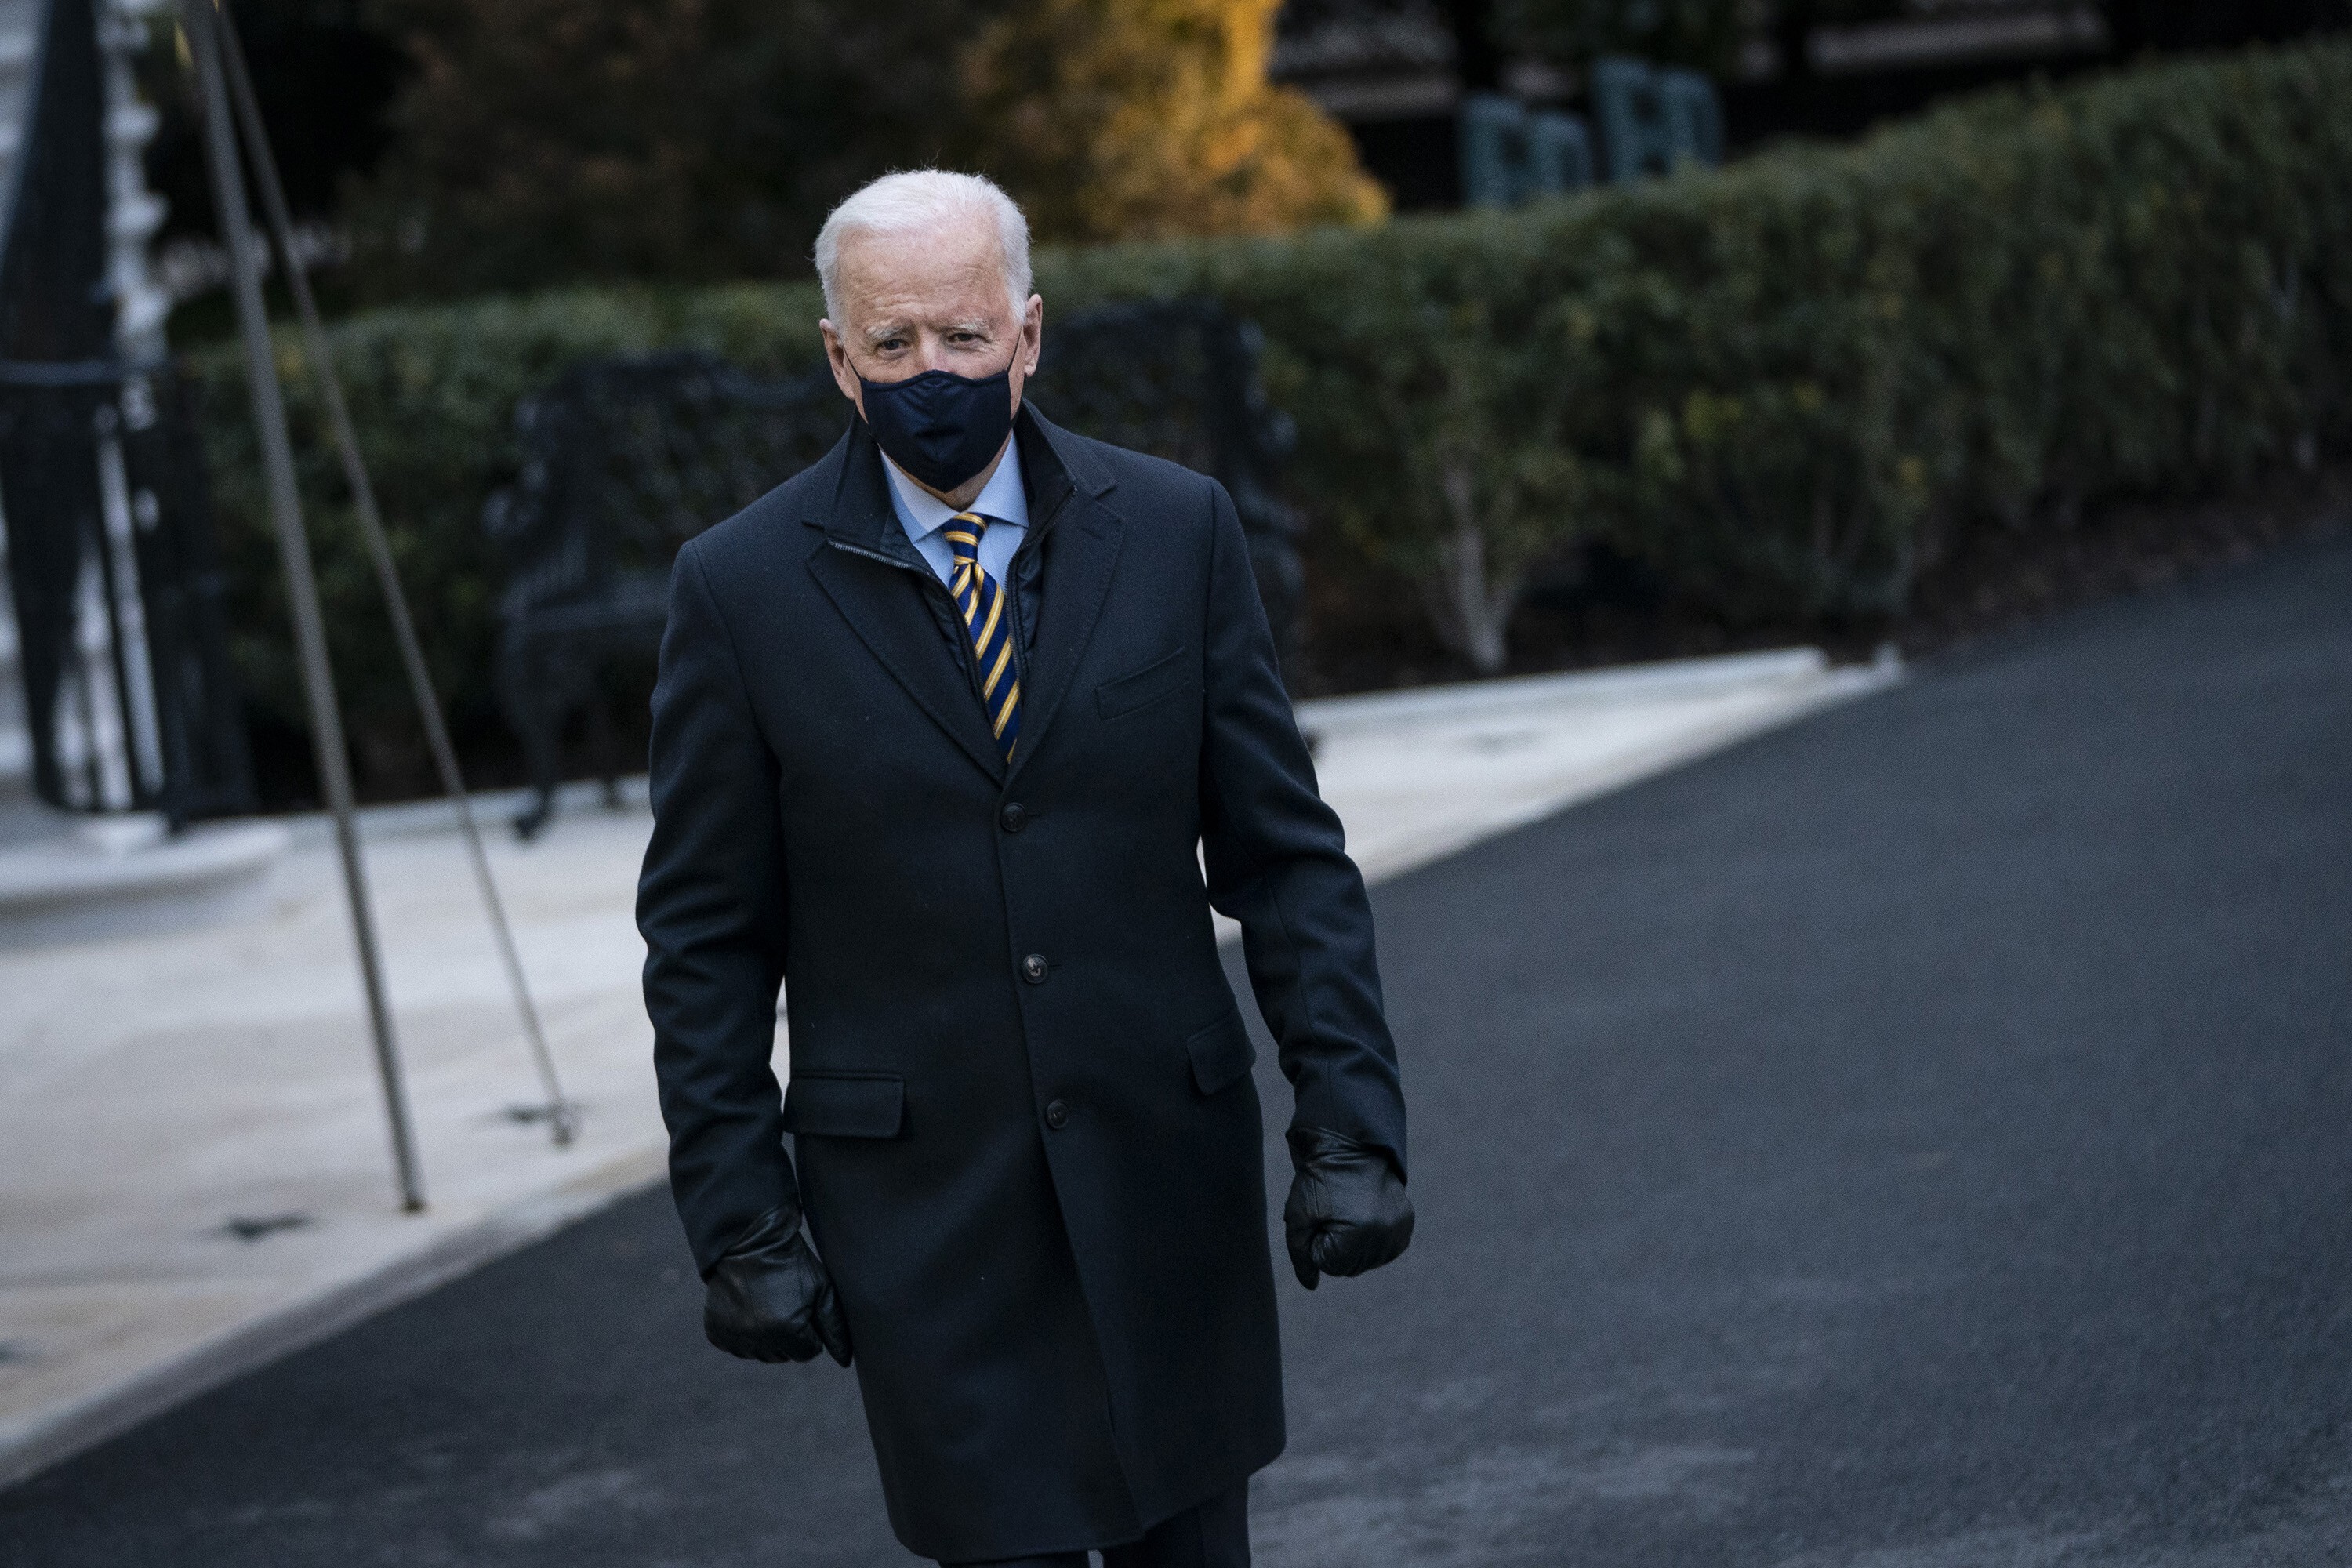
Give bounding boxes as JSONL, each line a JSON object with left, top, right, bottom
{"left": 639, "top": 170, "right": 1412, "bottom": 1567}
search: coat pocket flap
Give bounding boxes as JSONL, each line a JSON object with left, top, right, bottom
{"left": 1184, "top": 1011, "right": 1258, "bottom": 1096}
{"left": 1096, "top": 646, "right": 1190, "bottom": 720}
{"left": 782, "top": 1072, "right": 906, "bottom": 1138}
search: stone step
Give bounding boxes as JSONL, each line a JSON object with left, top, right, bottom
{"left": 0, "top": 813, "right": 289, "bottom": 943}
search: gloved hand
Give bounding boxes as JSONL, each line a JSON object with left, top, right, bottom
{"left": 1283, "top": 1126, "right": 1414, "bottom": 1290}
{"left": 702, "top": 1200, "right": 852, "bottom": 1366}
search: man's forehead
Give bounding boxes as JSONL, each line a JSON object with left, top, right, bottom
{"left": 836, "top": 226, "right": 1010, "bottom": 318}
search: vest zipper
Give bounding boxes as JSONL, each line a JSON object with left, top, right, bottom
{"left": 826, "top": 537, "right": 1023, "bottom": 722}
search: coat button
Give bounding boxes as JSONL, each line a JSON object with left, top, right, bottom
{"left": 1044, "top": 1098, "right": 1069, "bottom": 1130}
{"left": 1000, "top": 801, "right": 1027, "bottom": 833}
{"left": 1021, "top": 953, "right": 1048, "bottom": 984}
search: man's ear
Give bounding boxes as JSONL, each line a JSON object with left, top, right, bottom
{"left": 820, "top": 319, "right": 865, "bottom": 416}
{"left": 1021, "top": 295, "right": 1045, "bottom": 378}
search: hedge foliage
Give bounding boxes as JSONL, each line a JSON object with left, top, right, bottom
{"left": 191, "top": 41, "right": 2352, "bottom": 776}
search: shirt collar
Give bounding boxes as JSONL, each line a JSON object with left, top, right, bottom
{"left": 880, "top": 430, "right": 1031, "bottom": 542}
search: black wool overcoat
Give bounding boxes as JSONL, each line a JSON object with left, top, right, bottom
{"left": 638, "top": 405, "right": 1406, "bottom": 1563}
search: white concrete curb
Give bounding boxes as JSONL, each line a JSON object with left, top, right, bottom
{"left": 0, "top": 1142, "right": 666, "bottom": 1492}
{"left": 281, "top": 775, "right": 652, "bottom": 850}
{"left": 1294, "top": 647, "right": 1838, "bottom": 735}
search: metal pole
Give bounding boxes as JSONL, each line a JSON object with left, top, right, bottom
{"left": 176, "top": 0, "right": 425, "bottom": 1210}
{"left": 214, "top": 5, "right": 574, "bottom": 1145}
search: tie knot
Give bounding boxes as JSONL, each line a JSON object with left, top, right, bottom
{"left": 942, "top": 513, "right": 987, "bottom": 564}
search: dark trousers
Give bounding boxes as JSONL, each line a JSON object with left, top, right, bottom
{"left": 945, "top": 1483, "right": 1249, "bottom": 1568}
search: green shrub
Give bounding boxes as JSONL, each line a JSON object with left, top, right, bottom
{"left": 191, "top": 41, "right": 2352, "bottom": 775}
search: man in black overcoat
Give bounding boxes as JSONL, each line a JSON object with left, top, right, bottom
{"left": 638, "top": 169, "right": 1413, "bottom": 1567}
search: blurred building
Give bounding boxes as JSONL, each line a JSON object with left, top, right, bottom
{"left": 0, "top": 0, "right": 170, "bottom": 353}
{"left": 1271, "top": 0, "right": 2349, "bottom": 208}
{"left": 0, "top": 0, "right": 252, "bottom": 844}
{"left": 0, "top": 0, "right": 175, "bottom": 837}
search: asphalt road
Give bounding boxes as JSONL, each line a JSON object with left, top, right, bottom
{"left": 9, "top": 532, "right": 2352, "bottom": 1568}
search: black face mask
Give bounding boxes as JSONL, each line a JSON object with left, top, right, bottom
{"left": 860, "top": 365, "right": 1016, "bottom": 492}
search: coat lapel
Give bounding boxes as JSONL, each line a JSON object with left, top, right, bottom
{"left": 1007, "top": 411, "right": 1124, "bottom": 784}
{"left": 802, "top": 423, "right": 1007, "bottom": 784}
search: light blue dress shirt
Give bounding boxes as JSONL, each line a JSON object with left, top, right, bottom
{"left": 880, "top": 434, "right": 1030, "bottom": 590}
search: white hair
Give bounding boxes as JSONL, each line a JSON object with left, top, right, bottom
{"left": 814, "top": 169, "right": 1033, "bottom": 325}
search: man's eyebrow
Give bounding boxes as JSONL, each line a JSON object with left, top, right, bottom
{"left": 860, "top": 317, "right": 998, "bottom": 346}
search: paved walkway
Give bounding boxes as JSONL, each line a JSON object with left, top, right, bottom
{"left": 7, "top": 535, "right": 2347, "bottom": 1566}
{"left": 0, "top": 646, "right": 1888, "bottom": 1487}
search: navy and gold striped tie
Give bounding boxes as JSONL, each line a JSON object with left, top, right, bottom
{"left": 942, "top": 514, "right": 1022, "bottom": 760}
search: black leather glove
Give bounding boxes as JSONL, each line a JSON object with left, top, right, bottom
{"left": 1283, "top": 1126, "right": 1414, "bottom": 1290}
{"left": 702, "top": 1200, "right": 852, "bottom": 1366}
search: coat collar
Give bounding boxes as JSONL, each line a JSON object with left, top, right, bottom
{"left": 799, "top": 403, "right": 1126, "bottom": 786}
{"left": 798, "top": 401, "right": 1114, "bottom": 547}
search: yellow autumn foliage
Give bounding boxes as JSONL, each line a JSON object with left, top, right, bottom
{"left": 964, "top": 0, "right": 1389, "bottom": 243}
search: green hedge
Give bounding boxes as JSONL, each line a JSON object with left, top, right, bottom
{"left": 192, "top": 41, "right": 2352, "bottom": 781}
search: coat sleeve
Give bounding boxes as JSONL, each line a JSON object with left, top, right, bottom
{"left": 638, "top": 538, "right": 797, "bottom": 1274}
{"left": 1197, "top": 481, "right": 1408, "bottom": 1177}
